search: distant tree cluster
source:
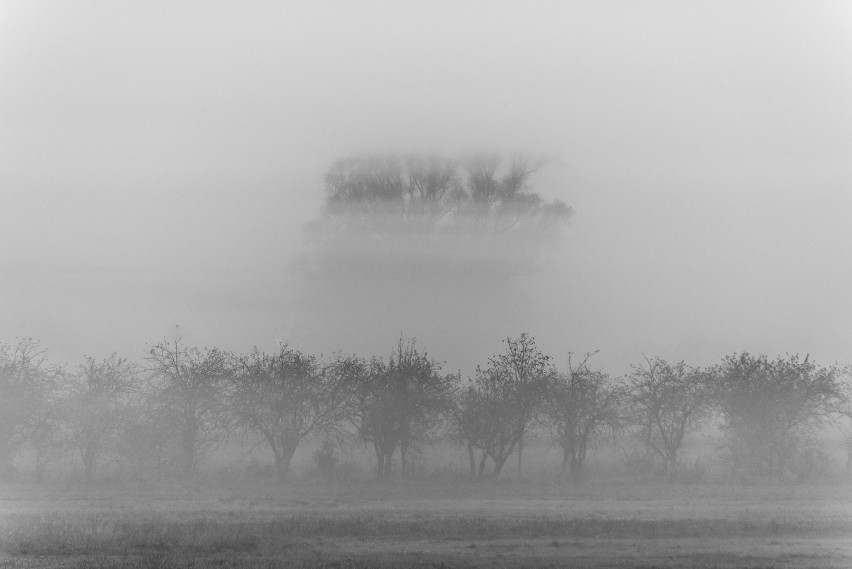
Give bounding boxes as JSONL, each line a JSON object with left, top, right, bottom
{"left": 303, "top": 153, "right": 573, "bottom": 281}
{"left": 1, "top": 335, "right": 849, "bottom": 485}
{"left": 289, "top": 155, "right": 574, "bottom": 363}
{"left": 321, "top": 153, "right": 571, "bottom": 235}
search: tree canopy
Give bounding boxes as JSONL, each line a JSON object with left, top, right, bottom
{"left": 713, "top": 353, "right": 842, "bottom": 480}
{"left": 322, "top": 154, "right": 571, "bottom": 236}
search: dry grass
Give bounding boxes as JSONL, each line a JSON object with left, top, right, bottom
{"left": 1, "top": 481, "right": 850, "bottom": 568}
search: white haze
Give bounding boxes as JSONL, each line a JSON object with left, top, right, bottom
{"left": 1, "top": 1, "right": 851, "bottom": 375}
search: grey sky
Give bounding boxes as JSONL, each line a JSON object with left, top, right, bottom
{"left": 2, "top": 1, "right": 850, "bottom": 374}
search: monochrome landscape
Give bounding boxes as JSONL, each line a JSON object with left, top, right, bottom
{"left": 2, "top": 2, "right": 851, "bottom": 568}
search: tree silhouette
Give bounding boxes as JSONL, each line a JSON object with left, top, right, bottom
{"left": 455, "top": 334, "right": 553, "bottom": 478}
{"left": 229, "top": 346, "right": 359, "bottom": 482}
{"left": 626, "top": 356, "right": 713, "bottom": 481}
{"left": 544, "top": 351, "right": 623, "bottom": 479}
{"left": 64, "top": 354, "right": 137, "bottom": 482}
{"left": 0, "top": 339, "right": 52, "bottom": 479}
{"left": 713, "top": 353, "right": 841, "bottom": 480}
{"left": 355, "top": 339, "right": 452, "bottom": 480}
{"left": 146, "top": 339, "right": 231, "bottom": 477}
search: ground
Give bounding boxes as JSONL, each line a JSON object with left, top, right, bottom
{"left": 1, "top": 479, "right": 850, "bottom": 568}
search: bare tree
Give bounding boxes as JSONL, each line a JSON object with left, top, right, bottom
{"left": 319, "top": 153, "right": 570, "bottom": 256}
{"left": 713, "top": 353, "right": 842, "bottom": 480}
{"left": 355, "top": 339, "right": 451, "bottom": 481}
{"left": 458, "top": 154, "right": 566, "bottom": 234}
{"left": 456, "top": 334, "right": 553, "bottom": 478}
{"left": 146, "top": 339, "right": 231, "bottom": 476}
{"left": 28, "top": 384, "right": 62, "bottom": 482}
{"left": 451, "top": 383, "right": 494, "bottom": 478}
{"left": 64, "top": 354, "right": 137, "bottom": 482}
{"left": 324, "top": 154, "right": 463, "bottom": 232}
{"left": 0, "top": 338, "right": 51, "bottom": 479}
{"left": 544, "top": 351, "right": 622, "bottom": 479}
{"left": 229, "top": 346, "right": 359, "bottom": 482}
{"left": 626, "top": 356, "right": 713, "bottom": 481}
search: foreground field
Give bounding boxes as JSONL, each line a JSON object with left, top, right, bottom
{"left": 1, "top": 481, "right": 850, "bottom": 568}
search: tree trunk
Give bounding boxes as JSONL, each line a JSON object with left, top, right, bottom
{"left": 273, "top": 445, "right": 298, "bottom": 483}
{"left": 517, "top": 436, "right": 523, "bottom": 479}
{"left": 382, "top": 451, "right": 393, "bottom": 480}
{"left": 492, "top": 452, "right": 511, "bottom": 478}
{"left": 274, "top": 429, "right": 301, "bottom": 483}
{"left": 375, "top": 443, "right": 394, "bottom": 481}
{"left": 467, "top": 443, "right": 476, "bottom": 478}
{"left": 478, "top": 452, "right": 488, "bottom": 478}
{"left": 572, "top": 440, "right": 588, "bottom": 480}
{"left": 374, "top": 443, "right": 384, "bottom": 481}
{"left": 665, "top": 453, "right": 677, "bottom": 482}
{"left": 560, "top": 442, "right": 570, "bottom": 473}
{"left": 181, "top": 425, "right": 197, "bottom": 477}
{"left": 569, "top": 454, "right": 582, "bottom": 480}
{"left": 274, "top": 452, "right": 286, "bottom": 483}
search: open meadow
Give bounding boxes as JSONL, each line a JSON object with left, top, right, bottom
{"left": 1, "top": 478, "right": 850, "bottom": 569}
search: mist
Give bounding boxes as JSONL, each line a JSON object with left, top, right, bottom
{"left": 2, "top": 1, "right": 850, "bottom": 375}
{"left": 2, "top": 2, "right": 852, "bottom": 567}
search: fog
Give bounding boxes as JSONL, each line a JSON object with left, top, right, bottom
{"left": 3, "top": 2, "right": 851, "bottom": 373}
{"left": 2, "top": 4, "right": 852, "bottom": 566}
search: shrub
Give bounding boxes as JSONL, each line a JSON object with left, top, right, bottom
{"left": 312, "top": 439, "right": 338, "bottom": 478}
{"left": 621, "top": 449, "right": 664, "bottom": 482}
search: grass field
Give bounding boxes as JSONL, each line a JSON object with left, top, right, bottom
{"left": 1, "top": 480, "right": 850, "bottom": 568}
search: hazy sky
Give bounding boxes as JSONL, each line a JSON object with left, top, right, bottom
{"left": 2, "top": 1, "right": 851, "bottom": 375}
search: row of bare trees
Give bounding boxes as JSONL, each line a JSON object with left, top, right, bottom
{"left": 1, "top": 336, "right": 849, "bottom": 483}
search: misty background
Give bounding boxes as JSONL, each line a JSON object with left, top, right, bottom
{"left": 2, "top": 1, "right": 851, "bottom": 376}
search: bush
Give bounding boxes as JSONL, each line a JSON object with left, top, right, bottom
{"left": 619, "top": 449, "right": 706, "bottom": 483}
{"left": 621, "top": 449, "right": 664, "bottom": 482}
{"left": 243, "top": 458, "right": 274, "bottom": 481}
{"left": 312, "top": 440, "right": 338, "bottom": 478}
